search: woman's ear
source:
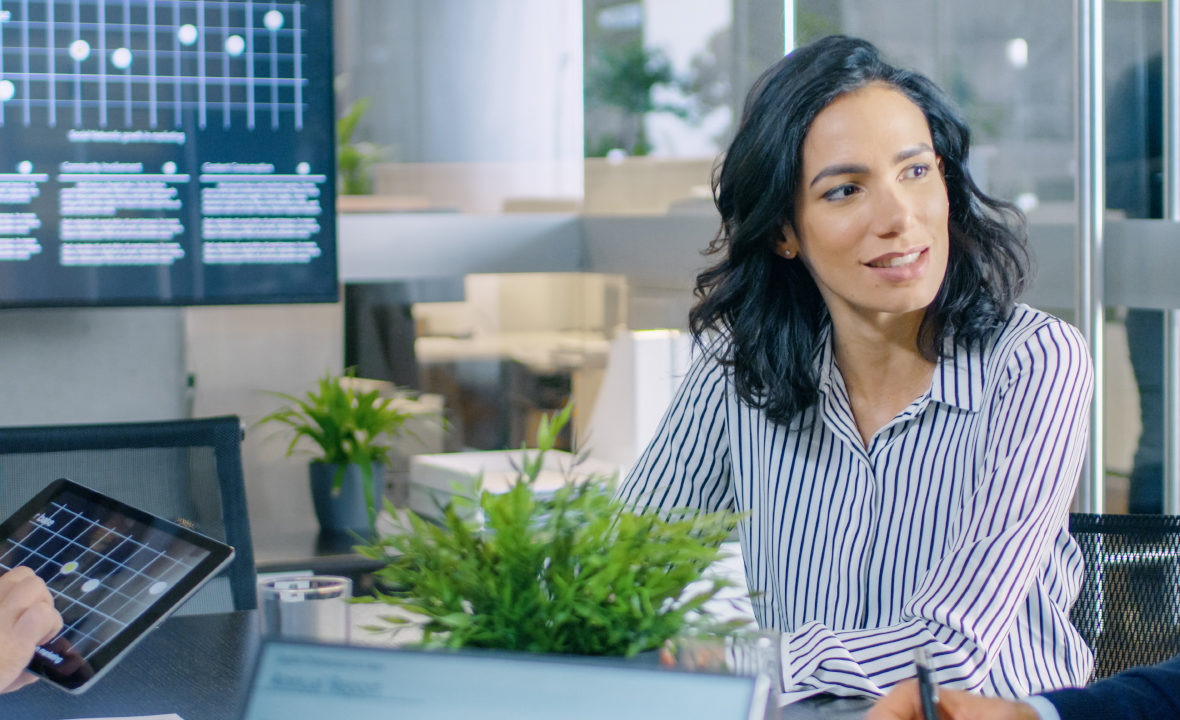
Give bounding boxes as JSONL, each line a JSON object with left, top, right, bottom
{"left": 777, "top": 225, "right": 799, "bottom": 260}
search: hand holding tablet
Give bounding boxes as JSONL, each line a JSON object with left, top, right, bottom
{"left": 0, "top": 567, "right": 63, "bottom": 693}
{"left": 0, "top": 478, "right": 235, "bottom": 693}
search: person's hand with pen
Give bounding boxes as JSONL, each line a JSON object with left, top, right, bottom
{"left": 866, "top": 649, "right": 1040, "bottom": 720}
{"left": 865, "top": 680, "right": 1041, "bottom": 720}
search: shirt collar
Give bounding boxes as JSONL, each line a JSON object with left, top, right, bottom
{"left": 929, "top": 336, "right": 985, "bottom": 413}
{"left": 815, "top": 328, "right": 985, "bottom": 413}
{"left": 814, "top": 325, "right": 838, "bottom": 394}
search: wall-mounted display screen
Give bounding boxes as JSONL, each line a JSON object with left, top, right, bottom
{"left": 0, "top": 0, "right": 336, "bottom": 307}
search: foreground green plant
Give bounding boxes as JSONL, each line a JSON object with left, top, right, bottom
{"left": 358, "top": 404, "right": 744, "bottom": 657}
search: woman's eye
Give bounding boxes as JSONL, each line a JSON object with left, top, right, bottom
{"left": 904, "top": 164, "right": 930, "bottom": 180}
{"left": 823, "top": 184, "right": 859, "bottom": 201}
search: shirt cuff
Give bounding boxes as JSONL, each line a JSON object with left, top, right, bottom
{"left": 1022, "top": 695, "right": 1062, "bottom": 720}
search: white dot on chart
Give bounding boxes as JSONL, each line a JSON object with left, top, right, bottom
{"left": 0, "top": 80, "right": 14, "bottom": 102}
{"left": 82, "top": 579, "right": 100, "bottom": 593}
{"left": 177, "top": 24, "right": 198, "bottom": 46}
{"left": 69, "top": 39, "right": 91, "bottom": 62}
{"left": 149, "top": 581, "right": 168, "bottom": 596}
{"left": 225, "top": 34, "right": 245, "bottom": 57}
{"left": 162, "top": 161, "right": 177, "bottom": 175}
{"left": 110, "top": 47, "right": 133, "bottom": 70}
{"left": 60, "top": 561, "right": 78, "bottom": 575}
{"left": 17, "top": 161, "right": 32, "bottom": 174}
{"left": 295, "top": 162, "right": 310, "bottom": 175}
{"left": 263, "top": 10, "right": 284, "bottom": 31}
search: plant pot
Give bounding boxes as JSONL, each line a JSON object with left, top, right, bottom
{"left": 309, "top": 461, "right": 382, "bottom": 538}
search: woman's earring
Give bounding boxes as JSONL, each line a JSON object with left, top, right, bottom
{"left": 781, "top": 249, "right": 794, "bottom": 259}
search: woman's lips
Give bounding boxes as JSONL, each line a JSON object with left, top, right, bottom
{"left": 865, "top": 247, "right": 929, "bottom": 281}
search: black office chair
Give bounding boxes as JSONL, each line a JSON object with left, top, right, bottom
{"left": 0, "top": 415, "right": 256, "bottom": 614}
{"left": 1069, "top": 513, "right": 1180, "bottom": 678}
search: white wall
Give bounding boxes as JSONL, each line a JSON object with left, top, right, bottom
{"left": 185, "top": 303, "right": 344, "bottom": 541}
{"left": 0, "top": 301, "right": 342, "bottom": 543}
{"left": 0, "top": 307, "right": 186, "bottom": 426}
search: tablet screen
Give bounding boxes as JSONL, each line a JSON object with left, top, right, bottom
{"left": 0, "top": 478, "right": 234, "bottom": 692}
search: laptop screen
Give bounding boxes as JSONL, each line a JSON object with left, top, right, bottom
{"left": 239, "top": 640, "right": 770, "bottom": 720}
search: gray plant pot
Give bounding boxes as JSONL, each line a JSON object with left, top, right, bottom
{"left": 309, "top": 461, "right": 382, "bottom": 537}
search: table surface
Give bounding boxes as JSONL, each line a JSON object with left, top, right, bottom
{"left": 0, "top": 611, "right": 258, "bottom": 720}
{"left": 782, "top": 696, "right": 874, "bottom": 720}
{"left": 253, "top": 525, "right": 384, "bottom": 573}
{"left": 0, "top": 610, "right": 873, "bottom": 720}
{"left": 252, "top": 524, "right": 388, "bottom": 598}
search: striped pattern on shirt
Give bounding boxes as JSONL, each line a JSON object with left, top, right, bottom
{"left": 617, "top": 304, "right": 1094, "bottom": 700}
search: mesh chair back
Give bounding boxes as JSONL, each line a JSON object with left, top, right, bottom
{"left": 0, "top": 416, "right": 256, "bottom": 614}
{"left": 1069, "top": 513, "right": 1180, "bottom": 679}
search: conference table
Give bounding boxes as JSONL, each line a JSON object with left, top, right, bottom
{"left": 0, "top": 611, "right": 872, "bottom": 720}
{"left": 0, "top": 612, "right": 258, "bottom": 720}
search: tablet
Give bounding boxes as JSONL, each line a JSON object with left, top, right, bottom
{"left": 0, "top": 477, "right": 235, "bottom": 693}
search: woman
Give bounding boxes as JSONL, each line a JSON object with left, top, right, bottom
{"left": 617, "top": 35, "right": 1093, "bottom": 701}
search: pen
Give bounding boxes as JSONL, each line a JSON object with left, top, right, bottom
{"left": 914, "top": 647, "right": 940, "bottom": 720}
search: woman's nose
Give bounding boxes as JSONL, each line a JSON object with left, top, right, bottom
{"left": 870, "top": 183, "right": 912, "bottom": 237}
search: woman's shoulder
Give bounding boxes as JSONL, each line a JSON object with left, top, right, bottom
{"left": 995, "top": 304, "right": 1087, "bottom": 348}
{"left": 683, "top": 332, "right": 734, "bottom": 381}
{"left": 986, "top": 303, "right": 1092, "bottom": 377}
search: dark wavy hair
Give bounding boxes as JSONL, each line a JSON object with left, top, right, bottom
{"left": 689, "top": 35, "right": 1029, "bottom": 425}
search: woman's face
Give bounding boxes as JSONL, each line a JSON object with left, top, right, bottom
{"left": 779, "top": 83, "right": 949, "bottom": 331}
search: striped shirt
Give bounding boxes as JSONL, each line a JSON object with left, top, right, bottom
{"left": 617, "top": 304, "right": 1094, "bottom": 700}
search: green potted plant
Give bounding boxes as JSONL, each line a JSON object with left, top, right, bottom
{"left": 337, "top": 98, "right": 391, "bottom": 196}
{"left": 584, "top": 40, "right": 690, "bottom": 157}
{"left": 358, "top": 404, "right": 747, "bottom": 657}
{"left": 260, "top": 370, "right": 421, "bottom": 537}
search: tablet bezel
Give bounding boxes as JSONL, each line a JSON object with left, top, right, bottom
{"left": 0, "top": 477, "right": 235, "bottom": 693}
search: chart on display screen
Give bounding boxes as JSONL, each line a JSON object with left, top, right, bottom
{"left": 0, "top": 0, "right": 337, "bottom": 307}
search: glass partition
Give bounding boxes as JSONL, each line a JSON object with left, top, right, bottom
{"left": 582, "top": 0, "right": 783, "bottom": 214}
{"left": 334, "top": 1, "right": 785, "bottom": 480}
{"left": 334, "top": 0, "right": 784, "bottom": 215}
{"left": 1105, "top": 1, "right": 1165, "bottom": 513}
{"left": 333, "top": 0, "right": 583, "bottom": 213}
{"left": 334, "top": 1, "right": 1180, "bottom": 507}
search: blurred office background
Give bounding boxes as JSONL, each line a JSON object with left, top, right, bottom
{"left": 3, "top": 0, "right": 1176, "bottom": 538}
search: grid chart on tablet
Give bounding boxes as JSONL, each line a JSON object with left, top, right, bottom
{"left": 0, "top": 499, "right": 208, "bottom": 659}
{"left": 0, "top": 0, "right": 310, "bottom": 129}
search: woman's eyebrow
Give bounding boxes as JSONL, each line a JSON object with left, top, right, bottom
{"left": 893, "top": 143, "right": 935, "bottom": 164}
{"left": 809, "top": 163, "right": 867, "bottom": 187}
{"left": 808, "top": 143, "right": 936, "bottom": 188}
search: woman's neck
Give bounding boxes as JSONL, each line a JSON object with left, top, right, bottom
{"left": 830, "top": 312, "right": 937, "bottom": 448}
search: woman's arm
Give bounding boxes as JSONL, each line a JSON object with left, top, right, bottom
{"left": 783, "top": 319, "right": 1093, "bottom": 699}
{"left": 615, "top": 349, "right": 734, "bottom": 514}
